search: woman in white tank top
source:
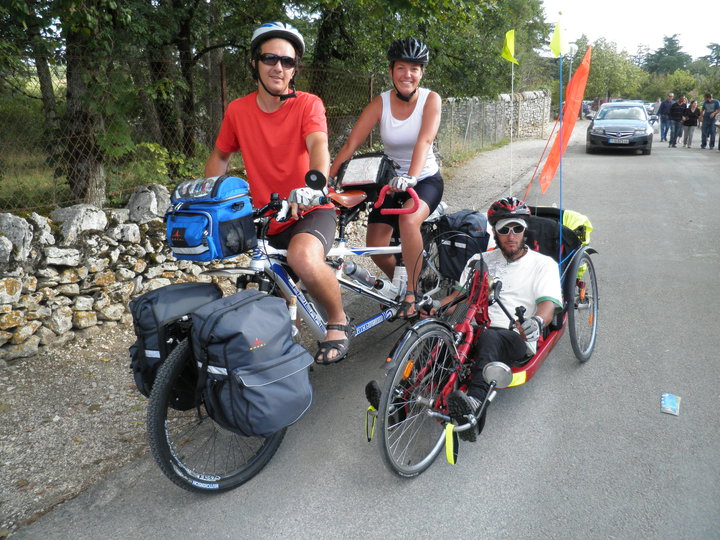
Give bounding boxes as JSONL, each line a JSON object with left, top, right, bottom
{"left": 330, "top": 38, "right": 443, "bottom": 319}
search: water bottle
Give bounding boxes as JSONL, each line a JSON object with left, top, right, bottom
{"left": 342, "top": 261, "right": 376, "bottom": 288}
{"left": 374, "top": 278, "right": 399, "bottom": 300}
{"left": 392, "top": 264, "right": 408, "bottom": 297}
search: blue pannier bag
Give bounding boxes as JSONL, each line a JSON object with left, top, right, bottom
{"left": 165, "top": 174, "right": 257, "bottom": 262}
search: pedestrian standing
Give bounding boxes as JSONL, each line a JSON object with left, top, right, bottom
{"left": 668, "top": 96, "right": 687, "bottom": 147}
{"left": 682, "top": 100, "right": 701, "bottom": 148}
{"left": 658, "top": 93, "right": 674, "bottom": 142}
{"left": 700, "top": 92, "right": 720, "bottom": 149}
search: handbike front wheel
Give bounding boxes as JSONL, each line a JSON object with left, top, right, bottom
{"left": 567, "top": 251, "right": 599, "bottom": 362}
{"left": 378, "top": 322, "right": 458, "bottom": 477}
{"left": 147, "top": 339, "right": 286, "bottom": 492}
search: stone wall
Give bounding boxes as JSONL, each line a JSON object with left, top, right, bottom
{"left": 0, "top": 184, "right": 217, "bottom": 367}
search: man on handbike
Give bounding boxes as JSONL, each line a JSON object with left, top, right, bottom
{"left": 429, "top": 197, "right": 562, "bottom": 440}
{"left": 204, "top": 22, "right": 349, "bottom": 365}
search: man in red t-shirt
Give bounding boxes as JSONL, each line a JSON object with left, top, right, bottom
{"left": 205, "top": 22, "right": 349, "bottom": 365}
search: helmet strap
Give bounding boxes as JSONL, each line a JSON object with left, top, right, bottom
{"left": 258, "top": 74, "right": 297, "bottom": 101}
{"left": 393, "top": 85, "right": 416, "bottom": 102}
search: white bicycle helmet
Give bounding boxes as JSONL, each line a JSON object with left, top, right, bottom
{"left": 250, "top": 22, "right": 305, "bottom": 57}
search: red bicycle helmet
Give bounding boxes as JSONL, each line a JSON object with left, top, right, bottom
{"left": 487, "top": 197, "right": 531, "bottom": 225}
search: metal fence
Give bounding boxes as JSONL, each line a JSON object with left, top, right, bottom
{"left": 1, "top": 56, "right": 546, "bottom": 213}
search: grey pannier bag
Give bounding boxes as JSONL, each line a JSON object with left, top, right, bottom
{"left": 129, "top": 282, "right": 222, "bottom": 400}
{"left": 191, "top": 289, "right": 313, "bottom": 437}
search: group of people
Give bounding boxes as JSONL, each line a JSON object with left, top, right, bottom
{"left": 205, "top": 22, "right": 444, "bottom": 366}
{"left": 204, "top": 22, "right": 561, "bottom": 440}
{"left": 657, "top": 92, "right": 720, "bottom": 149}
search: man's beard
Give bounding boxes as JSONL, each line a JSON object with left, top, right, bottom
{"left": 499, "top": 240, "right": 526, "bottom": 261}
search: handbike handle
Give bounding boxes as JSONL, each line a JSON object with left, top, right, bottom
{"left": 374, "top": 185, "right": 420, "bottom": 215}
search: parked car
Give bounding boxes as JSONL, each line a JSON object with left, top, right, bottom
{"left": 586, "top": 101, "right": 654, "bottom": 155}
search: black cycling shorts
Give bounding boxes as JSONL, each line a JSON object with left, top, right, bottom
{"left": 268, "top": 208, "right": 336, "bottom": 254}
{"left": 368, "top": 171, "right": 444, "bottom": 226}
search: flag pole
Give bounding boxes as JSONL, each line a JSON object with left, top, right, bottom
{"left": 510, "top": 61, "right": 514, "bottom": 195}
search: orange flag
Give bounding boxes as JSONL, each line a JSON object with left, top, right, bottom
{"left": 539, "top": 46, "right": 593, "bottom": 194}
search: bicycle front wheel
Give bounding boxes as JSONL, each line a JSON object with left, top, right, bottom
{"left": 147, "top": 339, "right": 286, "bottom": 492}
{"left": 417, "top": 230, "right": 453, "bottom": 300}
{"left": 378, "top": 322, "right": 458, "bottom": 477}
{"left": 567, "top": 251, "right": 599, "bottom": 362}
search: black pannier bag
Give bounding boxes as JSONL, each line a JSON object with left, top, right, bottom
{"left": 335, "top": 151, "right": 398, "bottom": 201}
{"left": 525, "top": 215, "right": 582, "bottom": 266}
{"left": 191, "top": 290, "right": 314, "bottom": 438}
{"left": 129, "top": 282, "right": 222, "bottom": 402}
{"left": 165, "top": 174, "right": 257, "bottom": 262}
{"left": 435, "top": 210, "right": 491, "bottom": 282}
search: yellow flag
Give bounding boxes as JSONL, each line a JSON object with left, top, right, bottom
{"left": 501, "top": 29, "right": 518, "bottom": 64}
{"left": 549, "top": 21, "right": 568, "bottom": 57}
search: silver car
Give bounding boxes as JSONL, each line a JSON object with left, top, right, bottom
{"left": 586, "top": 102, "right": 654, "bottom": 155}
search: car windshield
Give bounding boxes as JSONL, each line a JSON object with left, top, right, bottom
{"left": 597, "top": 107, "right": 645, "bottom": 121}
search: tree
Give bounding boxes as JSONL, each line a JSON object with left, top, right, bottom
{"left": 702, "top": 43, "right": 720, "bottom": 67}
{"left": 645, "top": 35, "right": 692, "bottom": 74}
{"left": 579, "top": 38, "right": 646, "bottom": 101}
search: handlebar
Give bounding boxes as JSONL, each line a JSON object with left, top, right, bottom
{"left": 373, "top": 185, "right": 420, "bottom": 215}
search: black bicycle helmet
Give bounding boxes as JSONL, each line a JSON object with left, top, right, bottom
{"left": 250, "top": 21, "right": 305, "bottom": 57}
{"left": 487, "top": 197, "right": 531, "bottom": 225}
{"left": 387, "top": 37, "right": 429, "bottom": 66}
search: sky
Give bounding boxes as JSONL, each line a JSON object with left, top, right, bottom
{"left": 541, "top": 0, "right": 716, "bottom": 60}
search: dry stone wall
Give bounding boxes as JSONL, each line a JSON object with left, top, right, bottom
{"left": 0, "top": 184, "right": 222, "bottom": 367}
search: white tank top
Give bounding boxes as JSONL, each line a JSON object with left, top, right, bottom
{"left": 380, "top": 88, "right": 439, "bottom": 179}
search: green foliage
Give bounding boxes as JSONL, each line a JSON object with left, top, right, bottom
{"left": 644, "top": 35, "right": 692, "bottom": 75}
{"left": 576, "top": 37, "right": 647, "bottom": 101}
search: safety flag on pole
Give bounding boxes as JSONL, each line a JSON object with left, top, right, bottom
{"left": 501, "top": 30, "right": 518, "bottom": 64}
{"left": 549, "top": 20, "right": 568, "bottom": 57}
{"left": 538, "top": 46, "right": 593, "bottom": 193}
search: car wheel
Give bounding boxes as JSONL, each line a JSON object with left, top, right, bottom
{"left": 586, "top": 146, "right": 595, "bottom": 154}
{"left": 642, "top": 148, "right": 651, "bottom": 155}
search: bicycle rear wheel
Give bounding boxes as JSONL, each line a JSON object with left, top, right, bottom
{"left": 147, "top": 339, "right": 285, "bottom": 492}
{"left": 378, "top": 322, "right": 458, "bottom": 477}
{"left": 566, "top": 251, "right": 598, "bottom": 362}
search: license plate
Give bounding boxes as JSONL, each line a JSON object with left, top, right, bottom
{"left": 608, "top": 138, "right": 629, "bottom": 144}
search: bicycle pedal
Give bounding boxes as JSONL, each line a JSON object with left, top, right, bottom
{"left": 365, "top": 380, "right": 381, "bottom": 410}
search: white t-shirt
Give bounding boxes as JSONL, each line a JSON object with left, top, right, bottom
{"left": 459, "top": 248, "right": 563, "bottom": 354}
{"left": 380, "top": 88, "right": 439, "bottom": 179}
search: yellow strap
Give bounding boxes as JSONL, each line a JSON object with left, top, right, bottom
{"left": 445, "top": 424, "right": 458, "bottom": 465}
{"left": 365, "top": 406, "right": 377, "bottom": 442}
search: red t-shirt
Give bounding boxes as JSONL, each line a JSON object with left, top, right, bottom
{"left": 215, "top": 91, "right": 331, "bottom": 233}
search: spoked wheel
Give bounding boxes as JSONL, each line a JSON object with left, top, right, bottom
{"left": 416, "top": 232, "right": 453, "bottom": 300}
{"left": 378, "top": 322, "right": 458, "bottom": 477}
{"left": 566, "top": 251, "right": 599, "bottom": 362}
{"left": 147, "top": 339, "right": 285, "bottom": 492}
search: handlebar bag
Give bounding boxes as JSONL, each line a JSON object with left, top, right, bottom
{"left": 336, "top": 151, "right": 398, "bottom": 200}
{"left": 192, "top": 290, "right": 314, "bottom": 438}
{"left": 128, "top": 282, "right": 222, "bottom": 403}
{"left": 165, "top": 174, "right": 257, "bottom": 262}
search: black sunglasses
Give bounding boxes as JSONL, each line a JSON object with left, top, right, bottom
{"left": 496, "top": 224, "right": 526, "bottom": 235}
{"left": 259, "top": 53, "right": 297, "bottom": 69}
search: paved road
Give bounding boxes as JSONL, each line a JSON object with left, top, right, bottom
{"left": 15, "top": 132, "right": 720, "bottom": 539}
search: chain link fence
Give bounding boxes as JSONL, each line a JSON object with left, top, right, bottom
{"left": 1, "top": 55, "right": 547, "bottom": 213}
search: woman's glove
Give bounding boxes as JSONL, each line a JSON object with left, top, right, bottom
{"left": 520, "top": 316, "right": 543, "bottom": 342}
{"left": 389, "top": 174, "right": 417, "bottom": 191}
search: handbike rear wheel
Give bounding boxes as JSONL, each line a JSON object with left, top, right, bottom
{"left": 378, "top": 322, "right": 458, "bottom": 477}
{"left": 147, "top": 339, "right": 286, "bottom": 492}
{"left": 566, "top": 251, "right": 599, "bottom": 362}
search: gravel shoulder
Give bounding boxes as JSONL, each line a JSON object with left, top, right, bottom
{"left": 0, "top": 130, "right": 553, "bottom": 537}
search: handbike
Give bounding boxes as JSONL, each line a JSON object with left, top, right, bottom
{"left": 146, "top": 174, "right": 449, "bottom": 492}
{"left": 366, "top": 229, "right": 599, "bottom": 478}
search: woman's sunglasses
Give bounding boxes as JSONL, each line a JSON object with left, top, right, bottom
{"left": 259, "top": 53, "right": 297, "bottom": 69}
{"left": 496, "top": 225, "right": 526, "bottom": 235}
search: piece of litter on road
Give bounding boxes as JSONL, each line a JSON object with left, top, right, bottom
{"left": 661, "top": 393, "right": 681, "bottom": 416}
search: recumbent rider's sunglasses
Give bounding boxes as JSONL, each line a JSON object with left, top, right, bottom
{"left": 496, "top": 224, "right": 526, "bottom": 235}
{"left": 259, "top": 53, "right": 297, "bottom": 69}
